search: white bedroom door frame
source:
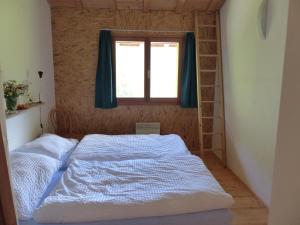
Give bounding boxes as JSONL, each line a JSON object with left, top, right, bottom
{"left": 0, "top": 124, "right": 17, "bottom": 225}
{"left": 0, "top": 70, "right": 17, "bottom": 225}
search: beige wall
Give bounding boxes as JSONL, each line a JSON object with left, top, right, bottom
{"left": 269, "top": 0, "right": 300, "bottom": 224}
{"left": 220, "top": 0, "right": 289, "bottom": 206}
{"left": 0, "top": 0, "right": 55, "bottom": 150}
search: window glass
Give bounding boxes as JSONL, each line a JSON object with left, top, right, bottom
{"left": 115, "top": 41, "right": 145, "bottom": 98}
{"left": 150, "top": 42, "right": 179, "bottom": 98}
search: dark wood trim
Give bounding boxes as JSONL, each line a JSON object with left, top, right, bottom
{"left": 112, "top": 32, "right": 185, "bottom": 39}
{"left": 148, "top": 98, "right": 180, "bottom": 104}
{"left": 113, "top": 34, "right": 184, "bottom": 106}
{"left": 0, "top": 124, "right": 17, "bottom": 225}
{"left": 118, "top": 98, "right": 179, "bottom": 105}
{"left": 178, "top": 36, "right": 184, "bottom": 102}
{"left": 145, "top": 38, "right": 150, "bottom": 101}
{"left": 117, "top": 98, "right": 145, "bottom": 105}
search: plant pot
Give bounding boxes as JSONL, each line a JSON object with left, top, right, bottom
{"left": 5, "top": 96, "right": 18, "bottom": 113}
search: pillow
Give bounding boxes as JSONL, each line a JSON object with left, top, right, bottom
{"left": 10, "top": 152, "right": 61, "bottom": 220}
{"left": 15, "top": 134, "right": 78, "bottom": 160}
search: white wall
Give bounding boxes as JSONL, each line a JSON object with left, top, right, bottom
{"left": 0, "top": 0, "right": 55, "bottom": 150}
{"left": 269, "top": 0, "right": 300, "bottom": 224}
{"left": 5, "top": 108, "right": 41, "bottom": 150}
{"left": 220, "top": 0, "right": 289, "bottom": 206}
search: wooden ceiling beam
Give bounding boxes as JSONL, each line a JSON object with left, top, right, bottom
{"left": 206, "top": 0, "right": 214, "bottom": 11}
{"left": 79, "top": 0, "right": 84, "bottom": 9}
{"left": 48, "top": 0, "right": 79, "bottom": 8}
{"left": 109, "top": 0, "right": 117, "bottom": 10}
{"left": 206, "top": 0, "right": 225, "bottom": 11}
{"left": 144, "top": 0, "right": 151, "bottom": 12}
{"left": 214, "top": 0, "right": 226, "bottom": 11}
{"left": 175, "top": 0, "right": 186, "bottom": 11}
{"left": 48, "top": 0, "right": 225, "bottom": 11}
{"left": 75, "top": 0, "right": 82, "bottom": 7}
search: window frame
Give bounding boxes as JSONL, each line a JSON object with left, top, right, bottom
{"left": 113, "top": 35, "right": 183, "bottom": 105}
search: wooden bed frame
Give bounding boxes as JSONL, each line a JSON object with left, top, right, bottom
{"left": 49, "top": 109, "right": 83, "bottom": 140}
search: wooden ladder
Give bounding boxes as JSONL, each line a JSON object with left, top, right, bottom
{"left": 194, "top": 11, "right": 227, "bottom": 166}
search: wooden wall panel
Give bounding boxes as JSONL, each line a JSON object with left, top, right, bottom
{"left": 48, "top": 0, "right": 225, "bottom": 12}
{"left": 52, "top": 8, "right": 217, "bottom": 153}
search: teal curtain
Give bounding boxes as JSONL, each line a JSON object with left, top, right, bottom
{"left": 180, "top": 32, "right": 198, "bottom": 108}
{"left": 95, "top": 30, "right": 117, "bottom": 109}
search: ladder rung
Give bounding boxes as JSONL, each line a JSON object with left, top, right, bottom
{"left": 200, "top": 85, "right": 214, "bottom": 87}
{"left": 200, "top": 85, "right": 220, "bottom": 88}
{"left": 199, "top": 54, "right": 218, "bottom": 57}
{"left": 201, "top": 101, "right": 221, "bottom": 103}
{"left": 198, "top": 24, "right": 216, "bottom": 28}
{"left": 200, "top": 69, "right": 217, "bottom": 73}
{"left": 199, "top": 39, "right": 217, "bottom": 42}
{"left": 202, "top": 132, "right": 223, "bottom": 135}
{"left": 203, "top": 148, "right": 222, "bottom": 152}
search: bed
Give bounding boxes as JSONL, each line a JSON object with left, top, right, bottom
{"left": 14, "top": 134, "right": 234, "bottom": 225}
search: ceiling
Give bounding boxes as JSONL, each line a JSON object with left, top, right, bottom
{"left": 48, "top": 0, "right": 225, "bottom": 12}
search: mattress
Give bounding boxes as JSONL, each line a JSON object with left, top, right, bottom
{"left": 21, "top": 209, "right": 232, "bottom": 225}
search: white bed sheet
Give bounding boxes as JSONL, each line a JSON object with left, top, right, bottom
{"left": 34, "top": 154, "right": 234, "bottom": 223}
{"left": 70, "top": 134, "right": 190, "bottom": 161}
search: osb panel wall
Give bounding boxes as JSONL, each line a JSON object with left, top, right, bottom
{"left": 51, "top": 8, "right": 217, "bottom": 153}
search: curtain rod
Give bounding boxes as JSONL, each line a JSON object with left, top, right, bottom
{"left": 101, "top": 28, "right": 194, "bottom": 33}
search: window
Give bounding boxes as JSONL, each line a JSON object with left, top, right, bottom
{"left": 115, "top": 41, "right": 145, "bottom": 98}
{"left": 150, "top": 42, "right": 179, "bottom": 98}
{"left": 114, "top": 37, "right": 181, "bottom": 104}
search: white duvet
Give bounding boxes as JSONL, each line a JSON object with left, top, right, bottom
{"left": 70, "top": 134, "right": 190, "bottom": 161}
{"left": 34, "top": 154, "right": 234, "bottom": 223}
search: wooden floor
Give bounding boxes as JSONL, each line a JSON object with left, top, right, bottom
{"left": 202, "top": 153, "right": 268, "bottom": 225}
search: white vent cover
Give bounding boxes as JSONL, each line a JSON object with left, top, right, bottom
{"left": 136, "top": 122, "right": 160, "bottom": 134}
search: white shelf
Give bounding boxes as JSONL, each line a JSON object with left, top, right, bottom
{"left": 6, "top": 102, "right": 44, "bottom": 119}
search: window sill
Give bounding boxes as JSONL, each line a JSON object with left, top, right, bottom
{"left": 117, "top": 99, "right": 180, "bottom": 106}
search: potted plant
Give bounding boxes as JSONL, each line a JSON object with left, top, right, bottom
{"left": 3, "top": 80, "right": 28, "bottom": 113}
